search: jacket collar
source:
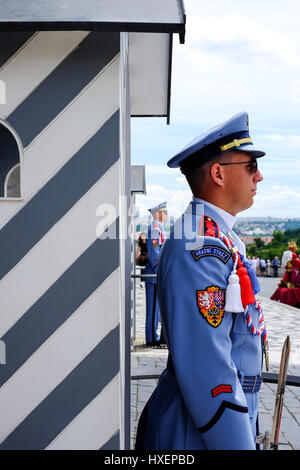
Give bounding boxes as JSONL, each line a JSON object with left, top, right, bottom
{"left": 184, "top": 198, "right": 245, "bottom": 255}
{"left": 193, "top": 197, "right": 236, "bottom": 229}
{"left": 184, "top": 199, "right": 232, "bottom": 233}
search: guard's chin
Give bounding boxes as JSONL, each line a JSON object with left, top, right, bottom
{"left": 240, "top": 198, "right": 254, "bottom": 213}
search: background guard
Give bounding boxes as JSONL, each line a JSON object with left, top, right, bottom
{"left": 144, "top": 202, "right": 168, "bottom": 347}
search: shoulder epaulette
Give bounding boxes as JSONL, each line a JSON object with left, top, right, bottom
{"left": 199, "top": 215, "right": 220, "bottom": 238}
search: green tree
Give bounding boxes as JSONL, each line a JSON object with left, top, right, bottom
{"left": 272, "top": 231, "right": 285, "bottom": 244}
{"left": 254, "top": 237, "right": 265, "bottom": 249}
{"left": 245, "top": 229, "right": 300, "bottom": 262}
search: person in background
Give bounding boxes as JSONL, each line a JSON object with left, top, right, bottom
{"left": 144, "top": 202, "right": 168, "bottom": 347}
{"left": 272, "top": 256, "right": 279, "bottom": 277}
{"left": 136, "top": 232, "right": 148, "bottom": 267}
{"left": 266, "top": 259, "right": 271, "bottom": 277}
{"left": 271, "top": 242, "right": 300, "bottom": 308}
{"left": 281, "top": 242, "right": 295, "bottom": 271}
{"left": 256, "top": 257, "right": 260, "bottom": 275}
{"left": 136, "top": 232, "right": 148, "bottom": 289}
{"left": 251, "top": 256, "right": 258, "bottom": 273}
{"left": 259, "top": 258, "right": 266, "bottom": 276}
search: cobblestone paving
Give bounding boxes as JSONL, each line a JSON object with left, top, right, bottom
{"left": 131, "top": 277, "right": 300, "bottom": 450}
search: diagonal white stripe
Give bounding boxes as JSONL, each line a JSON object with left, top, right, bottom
{"left": 0, "top": 55, "right": 120, "bottom": 230}
{"left": 0, "top": 269, "right": 119, "bottom": 444}
{"left": 46, "top": 375, "right": 119, "bottom": 450}
{"left": 0, "top": 31, "right": 90, "bottom": 118}
{"left": 0, "top": 161, "right": 119, "bottom": 338}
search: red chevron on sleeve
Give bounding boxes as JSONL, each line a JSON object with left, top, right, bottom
{"left": 211, "top": 384, "right": 232, "bottom": 398}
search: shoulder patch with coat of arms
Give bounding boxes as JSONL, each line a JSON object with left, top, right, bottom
{"left": 196, "top": 285, "right": 225, "bottom": 328}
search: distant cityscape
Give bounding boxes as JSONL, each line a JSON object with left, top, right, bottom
{"left": 235, "top": 217, "right": 300, "bottom": 245}
{"left": 135, "top": 213, "right": 300, "bottom": 245}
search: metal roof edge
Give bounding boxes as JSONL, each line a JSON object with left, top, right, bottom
{"left": 0, "top": 20, "right": 185, "bottom": 41}
{"left": 176, "top": 0, "right": 186, "bottom": 44}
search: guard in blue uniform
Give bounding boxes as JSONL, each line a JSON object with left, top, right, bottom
{"left": 144, "top": 202, "right": 168, "bottom": 346}
{"left": 136, "top": 112, "right": 269, "bottom": 449}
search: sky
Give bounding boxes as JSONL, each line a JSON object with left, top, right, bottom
{"left": 131, "top": 0, "right": 300, "bottom": 219}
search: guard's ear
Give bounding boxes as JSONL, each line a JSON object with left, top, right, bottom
{"left": 210, "top": 162, "right": 225, "bottom": 187}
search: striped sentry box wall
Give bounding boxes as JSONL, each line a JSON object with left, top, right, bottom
{"left": 0, "top": 30, "right": 128, "bottom": 450}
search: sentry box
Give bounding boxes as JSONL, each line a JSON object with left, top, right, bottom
{"left": 0, "top": 0, "right": 185, "bottom": 450}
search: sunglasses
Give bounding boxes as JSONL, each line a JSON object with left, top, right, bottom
{"left": 219, "top": 159, "right": 258, "bottom": 174}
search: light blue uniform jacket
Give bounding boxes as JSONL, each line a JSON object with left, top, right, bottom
{"left": 144, "top": 220, "right": 166, "bottom": 284}
{"left": 136, "top": 201, "right": 263, "bottom": 450}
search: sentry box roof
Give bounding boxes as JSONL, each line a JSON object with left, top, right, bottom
{"left": 0, "top": 0, "right": 186, "bottom": 42}
{"left": 0, "top": 0, "right": 186, "bottom": 123}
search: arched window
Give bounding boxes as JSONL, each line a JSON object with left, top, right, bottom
{"left": 5, "top": 163, "right": 20, "bottom": 197}
{"left": 0, "top": 120, "right": 22, "bottom": 198}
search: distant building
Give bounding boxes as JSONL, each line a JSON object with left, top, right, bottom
{"left": 241, "top": 236, "right": 273, "bottom": 245}
{"left": 235, "top": 218, "right": 300, "bottom": 236}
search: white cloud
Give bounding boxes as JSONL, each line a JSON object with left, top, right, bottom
{"left": 244, "top": 186, "right": 300, "bottom": 217}
{"left": 132, "top": 0, "right": 300, "bottom": 218}
{"left": 175, "top": 176, "right": 186, "bottom": 184}
{"left": 135, "top": 185, "right": 191, "bottom": 217}
{"left": 135, "top": 184, "right": 300, "bottom": 220}
{"left": 263, "top": 134, "right": 288, "bottom": 142}
{"left": 292, "top": 80, "right": 300, "bottom": 104}
{"left": 263, "top": 134, "right": 300, "bottom": 145}
{"left": 146, "top": 165, "right": 175, "bottom": 176}
{"left": 185, "top": 15, "right": 299, "bottom": 69}
{"left": 169, "top": 2, "right": 300, "bottom": 128}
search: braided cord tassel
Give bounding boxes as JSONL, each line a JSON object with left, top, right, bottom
{"left": 221, "top": 232, "right": 269, "bottom": 368}
{"left": 244, "top": 301, "right": 267, "bottom": 339}
{"left": 220, "top": 233, "right": 268, "bottom": 339}
{"left": 222, "top": 234, "right": 244, "bottom": 313}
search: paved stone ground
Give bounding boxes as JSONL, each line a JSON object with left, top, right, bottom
{"left": 131, "top": 276, "right": 300, "bottom": 450}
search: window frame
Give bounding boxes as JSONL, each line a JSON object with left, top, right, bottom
{"left": 4, "top": 162, "right": 21, "bottom": 198}
{"left": 0, "top": 118, "right": 23, "bottom": 201}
